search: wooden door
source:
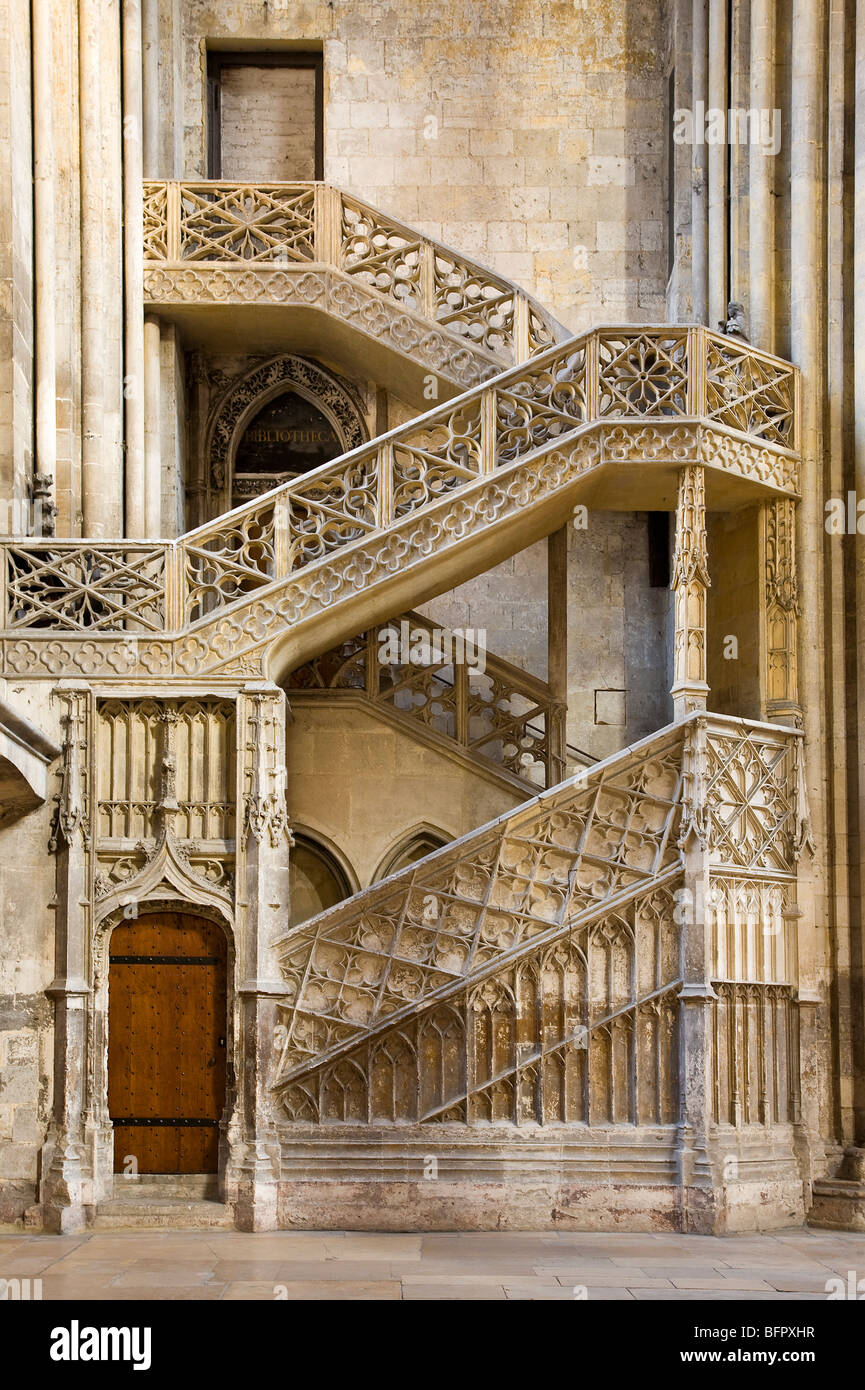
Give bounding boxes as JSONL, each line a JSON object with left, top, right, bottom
{"left": 108, "top": 912, "right": 227, "bottom": 1174}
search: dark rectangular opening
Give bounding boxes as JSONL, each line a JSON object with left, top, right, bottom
{"left": 648, "top": 511, "right": 671, "bottom": 588}
{"left": 206, "top": 50, "right": 324, "bottom": 181}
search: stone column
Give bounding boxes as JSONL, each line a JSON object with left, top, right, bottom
{"left": 40, "top": 684, "right": 93, "bottom": 1233}
{"left": 122, "top": 0, "right": 146, "bottom": 537}
{"left": 141, "top": 0, "right": 159, "bottom": 179}
{"left": 185, "top": 352, "right": 211, "bottom": 529}
{"left": 676, "top": 716, "right": 718, "bottom": 1232}
{"left": 707, "top": 0, "right": 728, "bottom": 330}
{"left": 547, "top": 525, "right": 568, "bottom": 780}
{"left": 671, "top": 465, "right": 710, "bottom": 719}
{"left": 143, "top": 314, "right": 161, "bottom": 537}
{"left": 79, "top": 0, "right": 109, "bottom": 538}
{"left": 791, "top": 0, "right": 833, "bottom": 1162}
{"left": 230, "top": 685, "right": 292, "bottom": 1231}
{"left": 853, "top": 0, "right": 865, "bottom": 1153}
{"left": 691, "top": 0, "right": 709, "bottom": 324}
{"left": 32, "top": 0, "right": 57, "bottom": 535}
{"left": 749, "top": 0, "right": 775, "bottom": 351}
{"left": 761, "top": 496, "right": 801, "bottom": 725}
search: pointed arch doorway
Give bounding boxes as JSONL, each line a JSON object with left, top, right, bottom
{"left": 107, "top": 911, "right": 228, "bottom": 1174}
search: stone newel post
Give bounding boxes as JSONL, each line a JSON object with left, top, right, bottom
{"left": 761, "top": 496, "right": 802, "bottom": 726}
{"left": 40, "top": 684, "right": 93, "bottom": 1233}
{"left": 675, "top": 716, "right": 718, "bottom": 1232}
{"left": 671, "top": 465, "right": 711, "bottom": 720}
{"left": 230, "top": 684, "right": 292, "bottom": 1231}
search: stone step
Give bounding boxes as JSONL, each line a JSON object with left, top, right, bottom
{"left": 93, "top": 1196, "right": 233, "bottom": 1231}
{"left": 114, "top": 1173, "right": 219, "bottom": 1201}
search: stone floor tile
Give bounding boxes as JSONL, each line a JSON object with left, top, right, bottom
{"left": 87, "top": 1285, "right": 229, "bottom": 1301}
{"left": 669, "top": 1275, "right": 775, "bottom": 1290}
{"left": 208, "top": 1260, "right": 293, "bottom": 1282}
{"left": 264, "top": 1280, "right": 402, "bottom": 1300}
{"left": 631, "top": 1288, "right": 819, "bottom": 1301}
{"left": 402, "top": 1284, "right": 506, "bottom": 1299}
{"left": 613, "top": 1261, "right": 730, "bottom": 1275}
{"left": 111, "top": 1267, "right": 225, "bottom": 1288}
{"left": 322, "top": 1234, "right": 422, "bottom": 1254}
{"left": 273, "top": 1260, "right": 409, "bottom": 1280}
{"left": 763, "top": 1274, "right": 839, "bottom": 1292}
{"left": 554, "top": 1272, "right": 675, "bottom": 1288}
{"left": 221, "top": 1282, "right": 286, "bottom": 1300}
{"left": 40, "top": 1276, "right": 124, "bottom": 1298}
{"left": 401, "top": 1271, "right": 558, "bottom": 1285}
{"left": 505, "top": 1286, "right": 600, "bottom": 1300}
{"left": 0, "top": 1252, "right": 77, "bottom": 1276}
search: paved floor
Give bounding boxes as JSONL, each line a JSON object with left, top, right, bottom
{"left": 0, "top": 1227, "right": 863, "bottom": 1300}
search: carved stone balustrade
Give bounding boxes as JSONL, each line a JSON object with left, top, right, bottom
{"left": 0, "top": 328, "right": 800, "bottom": 687}
{"left": 286, "top": 609, "right": 566, "bottom": 790}
{"left": 142, "top": 182, "right": 562, "bottom": 389}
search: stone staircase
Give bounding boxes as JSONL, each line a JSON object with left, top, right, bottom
{"left": 3, "top": 185, "right": 816, "bottom": 1233}
{"left": 142, "top": 180, "right": 564, "bottom": 393}
{"left": 0, "top": 325, "right": 799, "bottom": 689}
{"left": 271, "top": 713, "right": 806, "bottom": 1124}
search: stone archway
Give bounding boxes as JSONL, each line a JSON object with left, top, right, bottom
{"left": 206, "top": 354, "right": 368, "bottom": 513}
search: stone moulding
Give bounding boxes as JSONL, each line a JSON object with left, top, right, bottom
{"left": 143, "top": 265, "right": 502, "bottom": 391}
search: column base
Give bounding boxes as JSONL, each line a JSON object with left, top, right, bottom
{"left": 34, "top": 1130, "right": 92, "bottom": 1233}
{"left": 231, "top": 1142, "right": 280, "bottom": 1231}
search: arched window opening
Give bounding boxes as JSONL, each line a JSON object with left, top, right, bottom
{"left": 376, "top": 829, "right": 451, "bottom": 882}
{"left": 289, "top": 834, "right": 353, "bottom": 927}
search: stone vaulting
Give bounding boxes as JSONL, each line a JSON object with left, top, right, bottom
{"left": 0, "top": 0, "right": 863, "bottom": 1240}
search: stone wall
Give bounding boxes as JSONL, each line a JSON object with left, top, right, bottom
{"left": 0, "top": 682, "right": 60, "bottom": 1221}
{"left": 218, "top": 62, "right": 318, "bottom": 181}
{"left": 178, "top": 0, "right": 670, "bottom": 331}
{"left": 284, "top": 701, "right": 520, "bottom": 890}
{"left": 706, "top": 507, "right": 762, "bottom": 723}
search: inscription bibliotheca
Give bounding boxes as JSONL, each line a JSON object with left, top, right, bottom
{"left": 234, "top": 390, "right": 342, "bottom": 478}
